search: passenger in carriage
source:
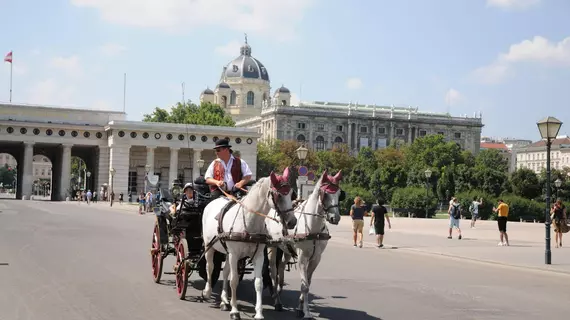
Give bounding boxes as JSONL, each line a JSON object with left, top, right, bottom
{"left": 204, "top": 138, "right": 253, "bottom": 200}
{"left": 169, "top": 182, "right": 195, "bottom": 217}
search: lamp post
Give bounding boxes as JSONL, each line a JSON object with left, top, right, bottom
{"left": 295, "top": 145, "right": 309, "bottom": 200}
{"left": 110, "top": 168, "right": 116, "bottom": 207}
{"left": 197, "top": 159, "right": 205, "bottom": 177}
{"left": 537, "top": 116, "right": 563, "bottom": 265}
{"left": 86, "top": 171, "right": 91, "bottom": 191}
{"left": 424, "top": 168, "right": 432, "bottom": 218}
{"left": 555, "top": 178, "right": 562, "bottom": 199}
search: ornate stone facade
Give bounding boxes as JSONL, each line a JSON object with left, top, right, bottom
{"left": 0, "top": 103, "right": 259, "bottom": 200}
{"left": 237, "top": 101, "right": 484, "bottom": 155}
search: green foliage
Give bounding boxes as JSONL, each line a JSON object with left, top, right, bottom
{"left": 510, "top": 168, "right": 541, "bottom": 200}
{"left": 390, "top": 187, "right": 438, "bottom": 218}
{"left": 0, "top": 164, "right": 16, "bottom": 187}
{"left": 490, "top": 194, "right": 544, "bottom": 222}
{"left": 143, "top": 101, "right": 235, "bottom": 127}
{"left": 455, "top": 189, "right": 496, "bottom": 220}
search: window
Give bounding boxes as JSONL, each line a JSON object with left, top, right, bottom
{"left": 317, "top": 124, "right": 325, "bottom": 131}
{"left": 419, "top": 130, "right": 427, "bottom": 137}
{"left": 246, "top": 91, "right": 254, "bottom": 105}
{"left": 315, "top": 136, "right": 325, "bottom": 151}
{"left": 396, "top": 128, "right": 404, "bottom": 135}
{"left": 360, "top": 126, "right": 368, "bottom": 133}
{"left": 377, "top": 127, "right": 386, "bottom": 134}
{"left": 336, "top": 125, "right": 343, "bottom": 132}
{"left": 128, "top": 171, "right": 138, "bottom": 193}
{"left": 454, "top": 132, "right": 462, "bottom": 139}
{"left": 437, "top": 131, "right": 445, "bottom": 136}
{"left": 297, "top": 122, "right": 306, "bottom": 129}
{"left": 297, "top": 134, "right": 306, "bottom": 143}
{"left": 333, "top": 136, "right": 343, "bottom": 148}
{"left": 230, "top": 91, "right": 237, "bottom": 105}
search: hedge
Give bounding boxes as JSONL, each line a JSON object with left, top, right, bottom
{"left": 455, "top": 189, "right": 496, "bottom": 220}
{"left": 489, "top": 194, "right": 545, "bottom": 222}
{"left": 390, "top": 187, "right": 438, "bottom": 218}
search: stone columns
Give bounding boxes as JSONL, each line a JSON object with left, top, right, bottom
{"left": 59, "top": 144, "right": 72, "bottom": 201}
{"left": 169, "top": 148, "right": 179, "bottom": 187}
{"left": 96, "top": 146, "right": 110, "bottom": 194}
{"left": 109, "top": 145, "right": 130, "bottom": 199}
{"left": 146, "top": 147, "right": 155, "bottom": 176}
{"left": 372, "top": 123, "right": 377, "bottom": 150}
{"left": 192, "top": 149, "right": 203, "bottom": 182}
{"left": 22, "top": 142, "right": 34, "bottom": 199}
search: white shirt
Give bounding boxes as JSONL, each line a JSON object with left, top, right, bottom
{"left": 204, "top": 155, "right": 253, "bottom": 191}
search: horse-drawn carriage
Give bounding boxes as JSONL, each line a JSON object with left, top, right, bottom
{"left": 149, "top": 177, "right": 252, "bottom": 300}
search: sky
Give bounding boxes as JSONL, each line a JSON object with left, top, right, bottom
{"left": 1, "top": 0, "right": 569, "bottom": 142}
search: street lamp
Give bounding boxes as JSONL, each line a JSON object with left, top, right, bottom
{"left": 197, "top": 158, "right": 205, "bottom": 177}
{"left": 110, "top": 167, "right": 116, "bottom": 207}
{"left": 537, "top": 116, "right": 563, "bottom": 265}
{"left": 424, "top": 168, "right": 432, "bottom": 218}
{"left": 295, "top": 145, "right": 309, "bottom": 200}
{"left": 555, "top": 178, "right": 562, "bottom": 199}
{"left": 86, "top": 171, "right": 91, "bottom": 191}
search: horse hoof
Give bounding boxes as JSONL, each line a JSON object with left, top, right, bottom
{"left": 230, "top": 312, "right": 241, "bottom": 320}
{"left": 220, "top": 303, "right": 230, "bottom": 311}
{"left": 296, "top": 310, "right": 304, "bottom": 318}
{"left": 274, "top": 303, "right": 283, "bottom": 312}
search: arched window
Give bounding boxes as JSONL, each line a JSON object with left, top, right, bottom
{"left": 315, "top": 136, "right": 325, "bottom": 151}
{"left": 221, "top": 96, "right": 227, "bottom": 108}
{"left": 247, "top": 91, "right": 255, "bottom": 105}
{"left": 230, "top": 91, "right": 237, "bottom": 105}
{"left": 297, "top": 134, "right": 306, "bottom": 143}
{"left": 333, "top": 136, "right": 343, "bottom": 148}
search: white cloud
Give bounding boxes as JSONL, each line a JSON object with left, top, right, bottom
{"left": 346, "top": 77, "right": 362, "bottom": 90}
{"left": 99, "top": 43, "right": 127, "bottom": 56}
{"left": 214, "top": 40, "right": 242, "bottom": 57}
{"left": 444, "top": 88, "right": 463, "bottom": 106}
{"left": 486, "top": 0, "right": 540, "bottom": 9}
{"left": 70, "top": 0, "right": 314, "bottom": 41}
{"left": 472, "top": 36, "right": 570, "bottom": 84}
{"left": 49, "top": 55, "right": 82, "bottom": 77}
{"left": 27, "top": 78, "right": 77, "bottom": 106}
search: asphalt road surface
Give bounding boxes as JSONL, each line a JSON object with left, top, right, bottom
{"left": 1, "top": 200, "right": 569, "bottom": 320}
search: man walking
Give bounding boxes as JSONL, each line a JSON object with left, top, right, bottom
{"left": 370, "top": 199, "right": 391, "bottom": 248}
{"left": 493, "top": 199, "right": 509, "bottom": 246}
{"left": 470, "top": 196, "right": 483, "bottom": 228}
{"left": 448, "top": 197, "right": 462, "bottom": 240}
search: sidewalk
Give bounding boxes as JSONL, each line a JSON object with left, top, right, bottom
{"left": 62, "top": 200, "right": 143, "bottom": 214}
{"left": 328, "top": 216, "right": 570, "bottom": 275}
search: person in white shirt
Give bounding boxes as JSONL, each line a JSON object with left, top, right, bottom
{"left": 204, "top": 138, "right": 253, "bottom": 199}
{"left": 470, "top": 196, "right": 483, "bottom": 228}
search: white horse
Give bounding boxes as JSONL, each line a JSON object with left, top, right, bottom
{"left": 201, "top": 168, "right": 297, "bottom": 320}
{"left": 265, "top": 170, "right": 344, "bottom": 319}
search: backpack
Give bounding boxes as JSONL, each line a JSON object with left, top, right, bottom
{"left": 451, "top": 204, "right": 461, "bottom": 219}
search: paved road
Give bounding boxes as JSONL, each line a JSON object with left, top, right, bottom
{"left": 1, "top": 200, "right": 569, "bottom": 320}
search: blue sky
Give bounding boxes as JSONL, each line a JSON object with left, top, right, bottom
{"left": 1, "top": 0, "right": 569, "bottom": 141}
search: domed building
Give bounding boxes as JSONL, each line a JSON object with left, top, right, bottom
{"left": 200, "top": 36, "right": 291, "bottom": 122}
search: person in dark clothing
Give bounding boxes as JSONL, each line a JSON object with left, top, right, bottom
{"left": 370, "top": 199, "right": 391, "bottom": 248}
{"left": 551, "top": 199, "right": 567, "bottom": 248}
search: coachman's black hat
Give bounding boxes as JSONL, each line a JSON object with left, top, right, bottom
{"left": 213, "top": 138, "right": 232, "bottom": 149}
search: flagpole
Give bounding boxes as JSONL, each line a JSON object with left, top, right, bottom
{"left": 9, "top": 56, "right": 13, "bottom": 103}
{"left": 123, "top": 73, "right": 126, "bottom": 113}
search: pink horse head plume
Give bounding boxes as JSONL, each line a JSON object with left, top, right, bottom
{"left": 321, "top": 170, "right": 343, "bottom": 193}
{"left": 270, "top": 167, "right": 291, "bottom": 195}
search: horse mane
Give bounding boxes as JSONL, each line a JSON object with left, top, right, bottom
{"left": 246, "top": 176, "right": 270, "bottom": 197}
{"left": 307, "top": 173, "right": 325, "bottom": 201}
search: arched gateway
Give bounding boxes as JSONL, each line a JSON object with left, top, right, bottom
{"left": 0, "top": 103, "right": 259, "bottom": 201}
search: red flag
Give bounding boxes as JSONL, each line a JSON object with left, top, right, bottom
{"left": 4, "top": 51, "right": 12, "bottom": 63}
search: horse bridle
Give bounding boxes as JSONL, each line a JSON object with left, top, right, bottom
{"left": 268, "top": 184, "right": 295, "bottom": 223}
{"left": 302, "top": 188, "right": 340, "bottom": 218}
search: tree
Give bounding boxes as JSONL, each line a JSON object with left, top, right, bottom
{"left": 369, "top": 147, "right": 408, "bottom": 201}
{"left": 315, "top": 144, "right": 354, "bottom": 175}
{"left": 510, "top": 168, "right": 541, "bottom": 199}
{"left": 0, "top": 164, "right": 16, "bottom": 187}
{"left": 143, "top": 101, "right": 235, "bottom": 127}
{"left": 348, "top": 147, "right": 377, "bottom": 189}
{"left": 404, "top": 135, "right": 462, "bottom": 186}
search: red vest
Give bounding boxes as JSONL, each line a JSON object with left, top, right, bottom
{"left": 210, "top": 157, "right": 243, "bottom": 192}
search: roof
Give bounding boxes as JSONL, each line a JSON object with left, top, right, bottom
{"left": 527, "top": 137, "right": 570, "bottom": 148}
{"left": 480, "top": 142, "right": 508, "bottom": 150}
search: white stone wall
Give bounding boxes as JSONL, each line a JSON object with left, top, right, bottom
{"left": 109, "top": 146, "right": 130, "bottom": 197}
{"left": 96, "top": 146, "right": 109, "bottom": 191}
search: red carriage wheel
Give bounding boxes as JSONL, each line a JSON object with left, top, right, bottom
{"left": 151, "top": 220, "right": 163, "bottom": 283}
{"left": 175, "top": 238, "right": 189, "bottom": 300}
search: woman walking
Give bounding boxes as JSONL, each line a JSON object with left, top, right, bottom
{"left": 551, "top": 199, "right": 568, "bottom": 248}
{"left": 350, "top": 196, "right": 367, "bottom": 248}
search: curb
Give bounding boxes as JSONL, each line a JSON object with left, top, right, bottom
{"left": 327, "top": 237, "right": 570, "bottom": 277}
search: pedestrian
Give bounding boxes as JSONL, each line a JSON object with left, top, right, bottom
{"left": 369, "top": 199, "right": 391, "bottom": 248}
{"left": 492, "top": 199, "right": 509, "bottom": 246}
{"left": 469, "top": 196, "right": 483, "bottom": 228}
{"left": 86, "top": 190, "right": 92, "bottom": 204}
{"left": 447, "top": 197, "right": 462, "bottom": 240}
{"left": 350, "top": 196, "right": 367, "bottom": 248}
{"left": 551, "top": 199, "right": 568, "bottom": 248}
{"left": 119, "top": 192, "right": 124, "bottom": 204}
